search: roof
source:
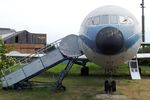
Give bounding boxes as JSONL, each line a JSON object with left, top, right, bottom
{"left": 0, "top": 29, "right": 46, "bottom": 41}
{"left": 1, "top": 32, "right": 15, "bottom": 40}
{"left": 0, "top": 29, "right": 29, "bottom": 41}
{"left": 0, "top": 28, "right": 16, "bottom": 35}
{"left": 0, "top": 28, "right": 16, "bottom": 40}
{"left": 3, "top": 30, "right": 27, "bottom": 41}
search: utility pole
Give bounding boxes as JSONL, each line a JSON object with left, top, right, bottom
{"left": 140, "top": 0, "right": 145, "bottom": 42}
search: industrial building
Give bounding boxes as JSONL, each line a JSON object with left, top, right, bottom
{"left": 0, "top": 28, "right": 46, "bottom": 54}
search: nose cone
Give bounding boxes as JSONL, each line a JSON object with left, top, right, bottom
{"left": 96, "top": 27, "right": 124, "bottom": 55}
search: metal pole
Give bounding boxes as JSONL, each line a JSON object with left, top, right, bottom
{"left": 140, "top": 0, "right": 145, "bottom": 42}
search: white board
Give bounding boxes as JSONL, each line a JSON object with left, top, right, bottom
{"left": 128, "top": 60, "right": 141, "bottom": 80}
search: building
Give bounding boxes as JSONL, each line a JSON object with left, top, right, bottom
{"left": 0, "top": 28, "right": 46, "bottom": 54}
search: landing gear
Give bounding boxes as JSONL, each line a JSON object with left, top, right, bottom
{"left": 2, "top": 87, "right": 8, "bottom": 91}
{"left": 55, "top": 82, "right": 66, "bottom": 91}
{"left": 55, "top": 59, "right": 74, "bottom": 90}
{"left": 104, "top": 68, "right": 116, "bottom": 94}
{"left": 104, "top": 80, "right": 116, "bottom": 94}
{"left": 81, "top": 66, "right": 89, "bottom": 76}
{"left": 104, "top": 80, "right": 110, "bottom": 94}
{"left": 14, "top": 81, "right": 32, "bottom": 91}
{"left": 111, "top": 80, "right": 116, "bottom": 92}
{"left": 73, "top": 59, "right": 89, "bottom": 76}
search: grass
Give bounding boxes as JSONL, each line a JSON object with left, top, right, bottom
{"left": 1, "top": 63, "right": 150, "bottom": 100}
{"left": 1, "top": 63, "right": 22, "bottom": 76}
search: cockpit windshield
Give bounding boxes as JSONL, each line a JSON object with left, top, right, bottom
{"left": 110, "top": 15, "right": 118, "bottom": 24}
{"left": 119, "top": 16, "right": 133, "bottom": 24}
{"left": 85, "top": 15, "right": 133, "bottom": 26}
{"left": 101, "top": 15, "right": 109, "bottom": 24}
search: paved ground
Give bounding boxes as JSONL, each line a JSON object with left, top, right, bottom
{"left": 96, "top": 94, "right": 127, "bottom": 99}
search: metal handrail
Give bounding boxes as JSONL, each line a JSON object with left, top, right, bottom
{"left": 18, "top": 38, "right": 62, "bottom": 64}
{"left": 1, "top": 38, "right": 63, "bottom": 76}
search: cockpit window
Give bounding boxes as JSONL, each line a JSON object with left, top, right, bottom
{"left": 101, "top": 15, "right": 109, "bottom": 24}
{"left": 93, "top": 16, "right": 100, "bottom": 25}
{"left": 86, "top": 17, "right": 93, "bottom": 25}
{"left": 119, "top": 16, "right": 133, "bottom": 24}
{"left": 85, "top": 15, "right": 133, "bottom": 26}
{"left": 110, "top": 15, "right": 118, "bottom": 24}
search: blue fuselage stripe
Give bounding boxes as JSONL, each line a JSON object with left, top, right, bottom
{"left": 79, "top": 25, "right": 140, "bottom": 54}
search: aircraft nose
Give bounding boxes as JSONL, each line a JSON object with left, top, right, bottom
{"left": 96, "top": 27, "right": 124, "bottom": 55}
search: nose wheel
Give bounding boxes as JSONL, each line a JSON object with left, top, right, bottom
{"left": 81, "top": 66, "right": 89, "bottom": 76}
{"left": 104, "top": 68, "right": 116, "bottom": 94}
{"left": 104, "top": 80, "right": 116, "bottom": 94}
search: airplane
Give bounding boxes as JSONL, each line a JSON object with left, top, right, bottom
{"left": 58, "top": 5, "right": 142, "bottom": 92}
{"left": 2, "top": 5, "right": 142, "bottom": 93}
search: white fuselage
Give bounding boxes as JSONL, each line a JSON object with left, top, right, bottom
{"left": 79, "top": 5, "right": 141, "bottom": 67}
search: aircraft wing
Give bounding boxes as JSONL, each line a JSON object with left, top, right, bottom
{"left": 5, "top": 53, "right": 44, "bottom": 58}
{"left": 141, "top": 42, "right": 150, "bottom": 45}
{"left": 136, "top": 53, "right": 150, "bottom": 59}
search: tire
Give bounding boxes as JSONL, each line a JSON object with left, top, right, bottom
{"left": 111, "top": 80, "right": 116, "bottom": 92}
{"left": 81, "top": 67, "right": 89, "bottom": 76}
{"left": 104, "top": 80, "right": 110, "bottom": 94}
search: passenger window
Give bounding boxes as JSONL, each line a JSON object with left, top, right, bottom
{"left": 93, "top": 16, "right": 100, "bottom": 25}
{"left": 110, "top": 15, "right": 118, "bottom": 24}
{"left": 101, "top": 15, "right": 109, "bottom": 24}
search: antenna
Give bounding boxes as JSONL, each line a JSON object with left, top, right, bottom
{"left": 140, "top": 0, "right": 145, "bottom": 42}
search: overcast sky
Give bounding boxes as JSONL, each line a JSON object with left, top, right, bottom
{"left": 0, "top": 0, "right": 150, "bottom": 43}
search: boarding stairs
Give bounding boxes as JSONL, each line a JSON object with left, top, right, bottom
{"left": 1, "top": 34, "right": 82, "bottom": 89}
{"left": 0, "top": 39, "right": 69, "bottom": 88}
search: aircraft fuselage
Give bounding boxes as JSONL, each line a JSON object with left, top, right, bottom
{"left": 79, "top": 6, "right": 141, "bottom": 67}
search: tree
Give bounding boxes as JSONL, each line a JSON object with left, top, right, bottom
{"left": 0, "top": 38, "right": 16, "bottom": 72}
